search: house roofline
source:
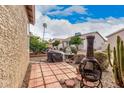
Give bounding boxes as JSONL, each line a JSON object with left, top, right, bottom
{"left": 63, "top": 31, "right": 106, "bottom": 42}
{"left": 106, "top": 28, "right": 124, "bottom": 38}
{"left": 80, "top": 31, "right": 106, "bottom": 42}
{"left": 25, "top": 5, "right": 35, "bottom": 25}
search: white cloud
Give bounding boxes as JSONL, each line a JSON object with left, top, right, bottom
{"left": 37, "top": 5, "right": 64, "bottom": 15}
{"left": 30, "top": 6, "right": 124, "bottom": 40}
{"left": 46, "top": 5, "right": 87, "bottom": 16}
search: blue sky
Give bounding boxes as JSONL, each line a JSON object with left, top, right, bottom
{"left": 30, "top": 5, "right": 124, "bottom": 39}
{"left": 40, "top": 5, "right": 124, "bottom": 24}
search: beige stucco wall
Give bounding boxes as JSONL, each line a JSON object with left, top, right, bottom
{"left": 0, "top": 5, "right": 29, "bottom": 87}
{"left": 62, "top": 33, "right": 106, "bottom": 51}
{"left": 107, "top": 30, "right": 124, "bottom": 50}
{"left": 80, "top": 33, "right": 106, "bottom": 51}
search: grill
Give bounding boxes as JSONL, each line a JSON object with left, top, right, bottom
{"left": 79, "top": 36, "right": 103, "bottom": 88}
{"left": 47, "top": 50, "right": 64, "bottom": 62}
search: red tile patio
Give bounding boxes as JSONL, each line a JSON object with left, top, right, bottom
{"left": 28, "top": 62, "right": 77, "bottom": 88}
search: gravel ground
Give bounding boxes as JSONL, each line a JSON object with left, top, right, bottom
{"left": 101, "top": 66, "right": 119, "bottom": 88}
{"left": 68, "top": 63, "right": 119, "bottom": 88}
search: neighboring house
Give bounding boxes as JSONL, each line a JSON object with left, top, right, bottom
{"left": 106, "top": 28, "right": 124, "bottom": 50}
{"left": 0, "top": 5, "right": 35, "bottom": 87}
{"left": 62, "top": 32, "right": 106, "bottom": 51}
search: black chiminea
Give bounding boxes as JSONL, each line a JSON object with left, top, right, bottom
{"left": 79, "top": 35, "right": 102, "bottom": 88}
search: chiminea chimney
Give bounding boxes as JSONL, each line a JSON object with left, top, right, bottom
{"left": 79, "top": 35, "right": 102, "bottom": 87}
{"left": 86, "top": 35, "right": 95, "bottom": 58}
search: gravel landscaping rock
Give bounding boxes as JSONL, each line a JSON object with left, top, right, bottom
{"left": 76, "top": 74, "right": 82, "bottom": 81}
{"left": 65, "top": 79, "right": 75, "bottom": 88}
{"left": 59, "top": 79, "right": 66, "bottom": 84}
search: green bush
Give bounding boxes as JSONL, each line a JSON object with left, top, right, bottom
{"left": 69, "top": 36, "right": 83, "bottom": 50}
{"left": 30, "top": 36, "right": 48, "bottom": 53}
{"left": 94, "top": 52, "right": 109, "bottom": 71}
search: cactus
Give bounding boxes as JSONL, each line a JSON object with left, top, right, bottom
{"left": 107, "top": 36, "right": 124, "bottom": 87}
{"left": 120, "top": 41, "right": 124, "bottom": 83}
{"left": 107, "top": 44, "right": 113, "bottom": 67}
{"left": 113, "top": 47, "right": 119, "bottom": 85}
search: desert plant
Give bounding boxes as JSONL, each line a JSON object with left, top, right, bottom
{"left": 107, "top": 36, "right": 124, "bottom": 87}
{"left": 94, "top": 52, "right": 109, "bottom": 71}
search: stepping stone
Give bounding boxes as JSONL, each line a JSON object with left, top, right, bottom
{"left": 65, "top": 79, "right": 75, "bottom": 88}
{"left": 83, "top": 79, "right": 95, "bottom": 87}
{"left": 76, "top": 74, "right": 82, "bottom": 81}
{"left": 59, "top": 79, "right": 66, "bottom": 84}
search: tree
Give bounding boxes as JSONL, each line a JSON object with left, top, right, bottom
{"left": 43, "top": 23, "right": 47, "bottom": 41}
{"left": 30, "top": 36, "right": 48, "bottom": 53}
{"left": 69, "top": 36, "right": 82, "bottom": 50}
{"left": 52, "top": 40, "right": 60, "bottom": 49}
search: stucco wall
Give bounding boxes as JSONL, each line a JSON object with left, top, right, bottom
{"left": 0, "top": 5, "right": 29, "bottom": 87}
{"left": 62, "top": 33, "right": 106, "bottom": 51}
{"left": 80, "top": 33, "right": 105, "bottom": 51}
{"left": 107, "top": 30, "right": 124, "bottom": 50}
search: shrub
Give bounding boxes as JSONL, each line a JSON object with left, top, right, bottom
{"left": 30, "top": 36, "right": 48, "bottom": 53}
{"left": 94, "top": 52, "right": 109, "bottom": 71}
{"left": 74, "top": 54, "right": 85, "bottom": 64}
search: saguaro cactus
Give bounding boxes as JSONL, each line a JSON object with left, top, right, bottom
{"left": 107, "top": 36, "right": 124, "bottom": 87}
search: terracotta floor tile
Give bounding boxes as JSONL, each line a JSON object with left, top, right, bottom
{"left": 30, "top": 69, "right": 35, "bottom": 74}
{"left": 52, "top": 70, "right": 63, "bottom": 75}
{"left": 35, "top": 77, "right": 43, "bottom": 81}
{"left": 35, "top": 81, "right": 44, "bottom": 87}
{"left": 36, "top": 85, "right": 45, "bottom": 88}
{"left": 41, "top": 67, "right": 50, "bottom": 70}
{"left": 46, "top": 82, "right": 62, "bottom": 88}
{"left": 40, "top": 65, "right": 49, "bottom": 68}
{"left": 70, "top": 68, "right": 77, "bottom": 73}
{"left": 29, "top": 62, "right": 77, "bottom": 88}
{"left": 31, "top": 66, "right": 38, "bottom": 70}
{"left": 40, "top": 64, "right": 48, "bottom": 67}
{"left": 35, "top": 69, "right": 41, "bottom": 73}
{"left": 30, "top": 73, "right": 36, "bottom": 79}
{"left": 43, "top": 71, "right": 54, "bottom": 77}
{"left": 44, "top": 76, "right": 58, "bottom": 84}
{"left": 32, "top": 63, "right": 39, "bottom": 66}
{"left": 49, "top": 65, "right": 57, "bottom": 68}
{"left": 50, "top": 67, "right": 59, "bottom": 70}
{"left": 66, "top": 65, "right": 74, "bottom": 69}
{"left": 66, "top": 73, "right": 77, "bottom": 78}
{"left": 59, "top": 66, "right": 68, "bottom": 69}
{"left": 56, "top": 74, "right": 69, "bottom": 80}
{"left": 41, "top": 66, "right": 49, "bottom": 69}
{"left": 62, "top": 69, "right": 72, "bottom": 73}
{"left": 55, "top": 64, "right": 63, "bottom": 66}
{"left": 42, "top": 68, "right": 51, "bottom": 71}
{"left": 28, "top": 79, "right": 36, "bottom": 88}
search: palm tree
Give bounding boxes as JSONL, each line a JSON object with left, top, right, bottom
{"left": 43, "top": 23, "right": 47, "bottom": 41}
